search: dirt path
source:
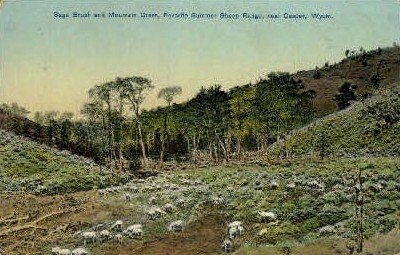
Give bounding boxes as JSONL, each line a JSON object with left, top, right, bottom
{"left": 97, "top": 209, "right": 227, "bottom": 255}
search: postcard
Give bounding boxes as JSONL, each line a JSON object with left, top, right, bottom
{"left": 0, "top": 1, "right": 399, "bottom": 254}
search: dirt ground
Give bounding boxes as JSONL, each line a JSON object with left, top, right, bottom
{"left": 95, "top": 211, "right": 226, "bottom": 255}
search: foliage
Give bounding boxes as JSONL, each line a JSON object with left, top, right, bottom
{"left": 334, "top": 82, "right": 357, "bottom": 110}
{"left": 270, "top": 85, "right": 400, "bottom": 158}
{"left": 0, "top": 130, "right": 126, "bottom": 195}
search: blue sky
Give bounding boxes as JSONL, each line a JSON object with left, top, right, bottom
{"left": 0, "top": 0, "right": 399, "bottom": 115}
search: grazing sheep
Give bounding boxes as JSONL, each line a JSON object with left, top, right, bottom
{"left": 286, "top": 182, "right": 296, "bottom": 190}
{"left": 51, "top": 247, "right": 61, "bottom": 255}
{"left": 319, "top": 225, "right": 336, "bottom": 236}
{"left": 176, "top": 198, "right": 185, "bottom": 207}
{"left": 115, "top": 233, "right": 123, "bottom": 244}
{"left": 211, "top": 197, "right": 227, "bottom": 207}
{"left": 71, "top": 248, "right": 89, "bottom": 255}
{"left": 307, "top": 180, "right": 325, "bottom": 193}
{"left": 270, "top": 180, "right": 279, "bottom": 189}
{"left": 81, "top": 231, "right": 97, "bottom": 245}
{"left": 162, "top": 203, "right": 174, "bottom": 213}
{"left": 258, "top": 211, "right": 277, "bottom": 222}
{"left": 229, "top": 225, "right": 244, "bottom": 239}
{"left": 146, "top": 209, "right": 158, "bottom": 220}
{"left": 99, "top": 230, "right": 112, "bottom": 242}
{"left": 58, "top": 249, "right": 72, "bottom": 255}
{"left": 111, "top": 220, "right": 123, "bottom": 232}
{"left": 168, "top": 220, "right": 184, "bottom": 232}
{"left": 52, "top": 247, "right": 71, "bottom": 255}
{"left": 227, "top": 221, "right": 242, "bottom": 229}
{"left": 123, "top": 224, "right": 143, "bottom": 238}
{"left": 146, "top": 208, "right": 165, "bottom": 220}
{"left": 221, "top": 239, "right": 233, "bottom": 253}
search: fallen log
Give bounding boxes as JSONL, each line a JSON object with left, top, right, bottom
{"left": 0, "top": 208, "right": 75, "bottom": 236}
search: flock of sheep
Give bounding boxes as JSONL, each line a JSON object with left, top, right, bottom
{"left": 51, "top": 217, "right": 186, "bottom": 254}
{"left": 48, "top": 162, "right": 398, "bottom": 254}
{"left": 51, "top": 172, "right": 328, "bottom": 254}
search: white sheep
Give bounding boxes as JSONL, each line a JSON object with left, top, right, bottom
{"left": 176, "top": 198, "right": 185, "bottom": 207}
{"left": 258, "top": 211, "right": 277, "bottom": 222}
{"left": 168, "top": 220, "right": 184, "bottom": 232}
{"left": 146, "top": 208, "right": 165, "bottom": 220}
{"left": 221, "top": 239, "right": 233, "bottom": 253}
{"left": 227, "top": 221, "right": 242, "bottom": 229}
{"left": 71, "top": 248, "right": 89, "bottom": 255}
{"left": 99, "top": 230, "right": 112, "bottom": 242}
{"left": 162, "top": 203, "right": 174, "bottom": 213}
{"left": 146, "top": 209, "right": 158, "bottom": 220}
{"left": 123, "top": 224, "right": 143, "bottom": 238}
{"left": 286, "top": 182, "right": 296, "bottom": 190}
{"left": 81, "top": 231, "right": 97, "bottom": 245}
{"left": 307, "top": 180, "right": 325, "bottom": 192}
{"left": 115, "top": 233, "right": 123, "bottom": 244}
{"left": 228, "top": 225, "right": 244, "bottom": 239}
{"left": 58, "top": 249, "right": 72, "bottom": 255}
{"left": 211, "top": 197, "right": 227, "bottom": 207}
{"left": 319, "top": 225, "right": 336, "bottom": 235}
{"left": 270, "top": 180, "right": 280, "bottom": 189}
{"left": 51, "top": 247, "right": 61, "bottom": 255}
{"left": 52, "top": 247, "right": 71, "bottom": 255}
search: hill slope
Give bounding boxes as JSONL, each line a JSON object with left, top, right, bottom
{"left": 293, "top": 46, "right": 400, "bottom": 115}
{"left": 270, "top": 84, "right": 400, "bottom": 158}
{"left": 0, "top": 130, "right": 126, "bottom": 195}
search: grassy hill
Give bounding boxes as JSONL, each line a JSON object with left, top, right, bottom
{"left": 0, "top": 130, "right": 126, "bottom": 195}
{"left": 269, "top": 84, "right": 400, "bottom": 158}
{"left": 294, "top": 46, "right": 400, "bottom": 115}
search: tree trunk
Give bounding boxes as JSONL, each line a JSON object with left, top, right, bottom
{"left": 137, "top": 120, "right": 147, "bottom": 162}
{"left": 236, "top": 138, "right": 242, "bottom": 160}
{"left": 134, "top": 101, "right": 147, "bottom": 164}
{"left": 160, "top": 104, "right": 169, "bottom": 163}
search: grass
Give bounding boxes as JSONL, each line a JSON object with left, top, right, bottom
{"left": 92, "top": 157, "right": 400, "bottom": 251}
{"left": 0, "top": 130, "right": 127, "bottom": 195}
{"left": 0, "top": 154, "right": 399, "bottom": 254}
{"left": 270, "top": 85, "right": 400, "bottom": 158}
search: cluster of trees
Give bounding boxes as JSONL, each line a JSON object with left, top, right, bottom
{"left": 67, "top": 72, "right": 316, "bottom": 169}
{"left": 1, "top": 72, "right": 316, "bottom": 169}
{"left": 0, "top": 103, "right": 30, "bottom": 117}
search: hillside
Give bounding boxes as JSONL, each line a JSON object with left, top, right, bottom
{"left": 294, "top": 46, "right": 400, "bottom": 115}
{"left": 269, "top": 84, "right": 400, "bottom": 158}
{"left": 0, "top": 130, "right": 126, "bottom": 195}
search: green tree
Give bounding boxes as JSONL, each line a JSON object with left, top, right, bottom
{"left": 89, "top": 82, "right": 115, "bottom": 163}
{"left": 117, "top": 76, "right": 154, "bottom": 163}
{"left": 334, "top": 82, "right": 357, "bottom": 110}
{"left": 229, "top": 84, "right": 255, "bottom": 158}
{"left": 157, "top": 86, "right": 182, "bottom": 162}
